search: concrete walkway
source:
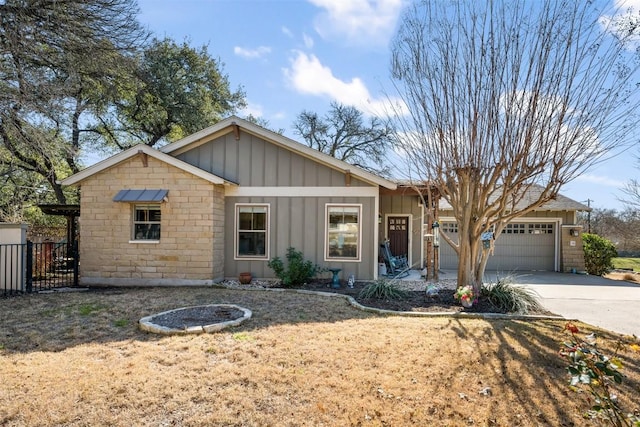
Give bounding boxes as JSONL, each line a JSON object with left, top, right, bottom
{"left": 501, "top": 271, "right": 640, "bottom": 337}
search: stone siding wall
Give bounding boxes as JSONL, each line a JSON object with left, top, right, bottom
{"left": 561, "top": 225, "right": 586, "bottom": 273}
{"left": 78, "top": 155, "right": 224, "bottom": 285}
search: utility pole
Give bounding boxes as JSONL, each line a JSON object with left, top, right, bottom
{"left": 583, "top": 199, "right": 593, "bottom": 233}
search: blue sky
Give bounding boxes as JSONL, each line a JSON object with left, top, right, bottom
{"left": 132, "top": 0, "right": 638, "bottom": 212}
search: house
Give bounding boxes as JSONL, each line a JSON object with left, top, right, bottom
{"left": 60, "top": 116, "right": 589, "bottom": 286}
{"left": 61, "top": 116, "right": 435, "bottom": 286}
{"left": 438, "top": 188, "right": 591, "bottom": 273}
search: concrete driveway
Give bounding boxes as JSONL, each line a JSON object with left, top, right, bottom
{"left": 501, "top": 271, "right": 640, "bottom": 337}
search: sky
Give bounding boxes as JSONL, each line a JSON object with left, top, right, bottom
{"left": 130, "top": 0, "right": 639, "bottom": 212}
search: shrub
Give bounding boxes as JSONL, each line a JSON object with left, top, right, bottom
{"left": 358, "top": 279, "right": 410, "bottom": 300}
{"left": 267, "top": 247, "right": 320, "bottom": 287}
{"left": 560, "top": 322, "right": 640, "bottom": 426}
{"left": 583, "top": 233, "right": 618, "bottom": 276}
{"left": 481, "top": 275, "right": 543, "bottom": 314}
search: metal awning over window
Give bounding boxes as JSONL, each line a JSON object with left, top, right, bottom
{"left": 113, "top": 189, "right": 168, "bottom": 203}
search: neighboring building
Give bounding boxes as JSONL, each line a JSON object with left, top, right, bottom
{"left": 60, "top": 116, "right": 589, "bottom": 286}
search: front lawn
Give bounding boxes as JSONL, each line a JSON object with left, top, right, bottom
{"left": 1, "top": 287, "right": 638, "bottom": 426}
{"left": 613, "top": 257, "right": 640, "bottom": 272}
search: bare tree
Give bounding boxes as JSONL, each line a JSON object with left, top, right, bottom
{"left": 620, "top": 156, "right": 640, "bottom": 209}
{"left": 294, "top": 102, "right": 394, "bottom": 176}
{"left": 389, "top": 0, "right": 640, "bottom": 291}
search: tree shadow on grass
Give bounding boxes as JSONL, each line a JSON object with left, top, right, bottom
{"left": 1, "top": 286, "right": 638, "bottom": 425}
{"left": 448, "top": 317, "right": 640, "bottom": 426}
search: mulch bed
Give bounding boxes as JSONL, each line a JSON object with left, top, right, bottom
{"left": 295, "top": 280, "right": 505, "bottom": 314}
{"left": 150, "top": 305, "right": 246, "bottom": 329}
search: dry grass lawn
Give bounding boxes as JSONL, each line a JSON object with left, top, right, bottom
{"left": 606, "top": 271, "right": 640, "bottom": 284}
{"left": 1, "top": 286, "right": 639, "bottom": 426}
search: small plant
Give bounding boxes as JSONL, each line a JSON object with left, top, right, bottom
{"left": 267, "top": 247, "right": 320, "bottom": 287}
{"left": 358, "top": 278, "right": 410, "bottom": 300}
{"left": 560, "top": 322, "right": 640, "bottom": 426}
{"left": 113, "top": 319, "right": 129, "bottom": 327}
{"left": 583, "top": 233, "right": 618, "bottom": 276}
{"left": 232, "top": 332, "right": 253, "bottom": 341}
{"left": 78, "top": 303, "right": 102, "bottom": 316}
{"left": 454, "top": 285, "right": 474, "bottom": 305}
{"left": 481, "top": 275, "right": 543, "bottom": 314}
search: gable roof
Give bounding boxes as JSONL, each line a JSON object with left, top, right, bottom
{"left": 160, "top": 116, "right": 397, "bottom": 190}
{"left": 439, "top": 184, "right": 591, "bottom": 212}
{"left": 60, "top": 144, "right": 236, "bottom": 186}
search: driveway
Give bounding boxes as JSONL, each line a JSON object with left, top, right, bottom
{"left": 503, "top": 271, "right": 640, "bottom": 337}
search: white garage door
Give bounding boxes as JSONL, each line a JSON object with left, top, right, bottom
{"left": 439, "top": 222, "right": 556, "bottom": 271}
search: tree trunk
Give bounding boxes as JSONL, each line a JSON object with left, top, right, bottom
{"left": 456, "top": 231, "right": 484, "bottom": 297}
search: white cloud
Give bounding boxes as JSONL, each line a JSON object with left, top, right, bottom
{"left": 303, "top": 33, "right": 314, "bottom": 49}
{"left": 240, "top": 102, "right": 264, "bottom": 118}
{"left": 233, "top": 46, "right": 272, "bottom": 59}
{"left": 599, "top": 0, "right": 640, "bottom": 49}
{"left": 282, "top": 51, "right": 407, "bottom": 116}
{"left": 308, "top": 0, "right": 405, "bottom": 47}
{"left": 575, "top": 173, "right": 626, "bottom": 188}
{"left": 281, "top": 26, "right": 293, "bottom": 38}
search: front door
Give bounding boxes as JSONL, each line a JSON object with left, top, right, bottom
{"left": 387, "top": 216, "right": 409, "bottom": 259}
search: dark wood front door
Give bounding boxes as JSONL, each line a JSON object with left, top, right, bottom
{"left": 387, "top": 216, "right": 409, "bottom": 258}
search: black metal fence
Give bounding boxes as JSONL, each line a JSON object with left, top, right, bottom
{"left": 1, "top": 240, "right": 78, "bottom": 297}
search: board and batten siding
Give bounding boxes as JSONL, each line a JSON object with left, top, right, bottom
{"left": 225, "top": 195, "right": 377, "bottom": 280}
{"left": 176, "top": 131, "right": 370, "bottom": 188}
{"left": 174, "top": 128, "right": 380, "bottom": 280}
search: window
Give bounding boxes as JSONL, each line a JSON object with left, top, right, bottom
{"left": 236, "top": 205, "right": 268, "bottom": 259}
{"left": 441, "top": 222, "right": 458, "bottom": 233}
{"left": 502, "top": 223, "right": 526, "bottom": 234}
{"left": 133, "top": 204, "right": 161, "bottom": 241}
{"left": 528, "top": 223, "right": 553, "bottom": 234}
{"left": 326, "top": 205, "right": 361, "bottom": 261}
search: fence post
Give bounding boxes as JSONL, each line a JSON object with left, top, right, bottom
{"left": 26, "top": 241, "right": 33, "bottom": 293}
{"left": 72, "top": 240, "right": 79, "bottom": 287}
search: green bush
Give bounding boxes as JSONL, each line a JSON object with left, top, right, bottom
{"left": 481, "top": 275, "right": 543, "bottom": 314}
{"left": 267, "top": 247, "right": 320, "bottom": 287}
{"left": 583, "top": 233, "right": 618, "bottom": 276}
{"left": 358, "top": 279, "right": 410, "bottom": 300}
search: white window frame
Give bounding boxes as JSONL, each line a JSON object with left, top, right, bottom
{"left": 234, "top": 203, "right": 270, "bottom": 260}
{"left": 324, "top": 204, "right": 362, "bottom": 262}
{"left": 131, "top": 204, "right": 161, "bottom": 243}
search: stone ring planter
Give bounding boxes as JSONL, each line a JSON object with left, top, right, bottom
{"left": 139, "top": 304, "right": 252, "bottom": 335}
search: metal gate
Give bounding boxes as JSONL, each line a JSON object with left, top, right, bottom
{"left": 1, "top": 239, "right": 79, "bottom": 297}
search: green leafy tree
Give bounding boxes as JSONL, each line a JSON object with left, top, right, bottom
{"left": 103, "top": 38, "right": 246, "bottom": 149}
{"left": 294, "top": 102, "right": 394, "bottom": 176}
{"left": 1, "top": 2, "right": 246, "bottom": 214}
{"left": 0, "top": 0, "right": 147, "bottom": 204}
{"left": 583, "top": 233, "right": 618, "bottom": 276}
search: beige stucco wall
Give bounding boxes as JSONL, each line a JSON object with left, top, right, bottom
{"left": 77, "top": 155, "right": 224, "bottom": 286}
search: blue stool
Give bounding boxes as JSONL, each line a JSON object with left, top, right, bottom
{"left": 328, "top": 268, "right": 341, "bottom": 289}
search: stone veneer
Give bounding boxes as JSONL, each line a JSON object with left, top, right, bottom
{"left": 560, "top": 225, "right": 586, "bottom": 273}
{"left": 78, "top": 154, "right": 225, "bottom": 286}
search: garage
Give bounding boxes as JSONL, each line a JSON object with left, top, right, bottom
{"left": 439, "top": 221, "right": 558, "bottom": 271}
